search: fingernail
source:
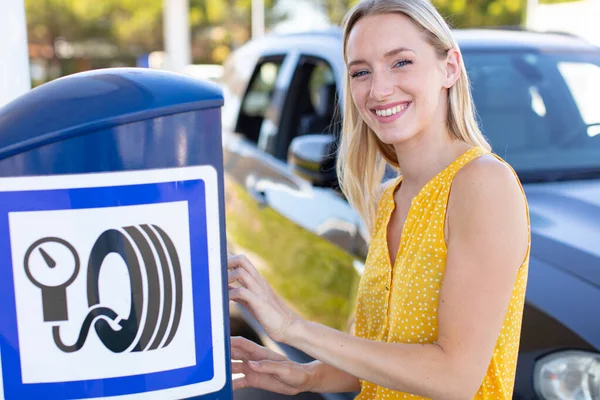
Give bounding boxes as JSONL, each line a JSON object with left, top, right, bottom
{"left": 249, "top": 361, "right": 259, "bottom": 368}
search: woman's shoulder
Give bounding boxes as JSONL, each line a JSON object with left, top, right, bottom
{"left": 449, "top": 152, "right": 528, "bottom": 234}
{"left": 446, "top": 151, "right": 530, "bottom": 274}
{"left": 453, "top": 152, "right": 523, "bottom": 197}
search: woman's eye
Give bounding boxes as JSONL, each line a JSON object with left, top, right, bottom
{"left": 350, "top": 70, "right": 369, "bottom": 79}
{"left": 394, "top": 59, "right": 413, "bottom": 68}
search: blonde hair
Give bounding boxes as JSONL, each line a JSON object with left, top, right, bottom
{"left": 336, "top": 0, "right": 491, "bottom": 234}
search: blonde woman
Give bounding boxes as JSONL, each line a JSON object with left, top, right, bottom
{"left": 228, "top": 0, "right": 530, "bottom": 398}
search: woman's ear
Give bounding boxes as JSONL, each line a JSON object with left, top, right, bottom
{"left": 442, "top": 48, "right": 461, "bottom": 89}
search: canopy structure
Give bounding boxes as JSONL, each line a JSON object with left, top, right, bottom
{"left": 162, "top": 0, "right": 191, "bottom": 73}
{"left": 0, "top": 0, "right": 31, "bottom": 108}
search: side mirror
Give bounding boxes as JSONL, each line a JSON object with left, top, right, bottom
{"left": 288, "top": 134, "right": 337, "bottom": 187}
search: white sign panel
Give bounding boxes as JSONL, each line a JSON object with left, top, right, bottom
{"left": 0, "top": 167, "right": 227, "bottom": 399}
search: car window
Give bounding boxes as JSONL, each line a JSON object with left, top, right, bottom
{"left": 557, "top": 61, "right": 600, "bottom": 134}
{"left": 464, "top": 51, "right": 600, "bottom": 181}
{"left": 275, "top": 56, "right": 340, "bottom": 161}
{"left": 235, "top": 58, "right": 284, "bottom": 144}
{"left": 308, "top": 62, "right": 337, "bottom": 123}
{"left": 220, "top": 43, "right": 264, "bottom": 133}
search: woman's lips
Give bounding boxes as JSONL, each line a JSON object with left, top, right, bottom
{"left": 371, "top": 101, "right": 411, "bottom": 123}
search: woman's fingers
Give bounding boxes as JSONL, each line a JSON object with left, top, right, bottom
{"left": 232, "top": 364, "right": 302, "bottom": 395}
{"left": 231, "top": 360, "right": 247, "bottom": 375}
{"left": 232, "top": 375, "right": 249, "bottom": 391}
{"left": 231, "top": 336, "right": 287, "bottom": 362}
{"left": 228, "top": 254, "right": 263, "bottom": 282}
{"left": 231, "top": 336, "right": 255, "bottom": 354}
{"left": 228, "top": 286, "right": 258, "bottom": 307}
{"left": 230, "top": 339, "right": 308, "bottom": 395}
{"left": 231, "top": 348, "right": 249, "bottom": 362}
{"left": 228, "top": 267, "right": 260, "bottom": 290}
{"left": 249, "top": 360, "right": 291, "bottom": 377}
{"left": 227, "top": 254, "right": 298, "bottom": 343}
{"left": 231, "top": 361, "right": 243, "bottom": 374}
{"left": 248, "top": 360, "right": 310, "bottom": 389}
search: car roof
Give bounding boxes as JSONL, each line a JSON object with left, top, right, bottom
{"left": 271, "top": 26, "right": 599, "bottom": 53}
{"left": 453, "top": 29, "right": 598, "bottom": 52}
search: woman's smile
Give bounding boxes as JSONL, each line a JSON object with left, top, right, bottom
{"left": 371, "top": 101, "right": 412, "bottom": 123}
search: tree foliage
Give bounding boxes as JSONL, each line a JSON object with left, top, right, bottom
{"left": 325, "top": 0, "right": 535, "bottom": 27}
{"left": 25, "top": 0, "right": 273, "bottom": 58}
{"left": 25, "top": 0, "right": 162, "bottom": 54}
{"left": 27, "top": 0, "right": 565, "bottom": 70}
{"left": 432, "top": 0, "right": 525, "bottom": 28}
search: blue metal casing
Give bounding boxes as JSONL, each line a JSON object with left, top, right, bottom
{"left": 0, "top": 68, "right": 232, "bottom": 400}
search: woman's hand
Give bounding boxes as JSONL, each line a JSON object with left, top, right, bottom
{"left": 231, "top": 336, "right": 313, "bottom": 395}
{"left": 228, "top": 254, "right": 300, "bottom": 343}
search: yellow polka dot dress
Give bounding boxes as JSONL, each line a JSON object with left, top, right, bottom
{"left": 354, "top": 147, "right": 530, "bottom": 399}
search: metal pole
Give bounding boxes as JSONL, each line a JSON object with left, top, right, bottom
{"left": 526, "top": 0, "right": 538, "bottom": 29}
{"left": 252, "top": 0, "right": 265, "bottom": 39}
{"left": 0, "top": 0, "right": 31, "bottom": 107}
{"left": 163, "top": 0, "right": 191, "bottom": 73}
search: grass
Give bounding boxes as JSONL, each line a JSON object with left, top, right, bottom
{"left": 225, "top": 177, "right": 361, "bottom": 331}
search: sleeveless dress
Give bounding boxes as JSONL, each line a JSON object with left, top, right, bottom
{"left": 353, "top": 146, "right": 530, "bottom": 399}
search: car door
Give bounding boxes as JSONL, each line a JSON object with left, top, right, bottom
{"left": 222, "top": 47, "right": 363, "bottom": 358}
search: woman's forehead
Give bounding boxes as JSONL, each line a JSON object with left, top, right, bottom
{"left": 346, "top": 14, "right": 426, "bottom": 60}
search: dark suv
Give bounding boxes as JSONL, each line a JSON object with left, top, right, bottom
{"left": 221, "top": 28, "right": 600, "bottom": 400}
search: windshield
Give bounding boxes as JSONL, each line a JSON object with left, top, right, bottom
{"left": 463, "top": 50, "right": 600, "bottom": 182}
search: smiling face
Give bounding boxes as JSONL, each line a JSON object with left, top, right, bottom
{"left": 345, "top": 12, "right": 456, "bottom": 146}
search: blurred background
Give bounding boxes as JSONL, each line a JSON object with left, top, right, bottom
{"left": 22, "top": 0, "right": 599, "bottom": 87}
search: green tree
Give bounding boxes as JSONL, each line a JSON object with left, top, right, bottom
{"left": 25, "top": 0, "right": 545, "bottom": 75}
{"left": 105, "top": 0, "right": 164, "bottom": 53}
{"left": 540, "top": 0, "right": 582, "bottom": 3}
{"left": 321, "top": 0, "right": 530, "bottom": 28}
{"left": 325, "top": 0, "right": 360, "bottom": 24}
{"left": 25, "top": 0, "right": 163, "bottom": 58}
{"left": 432, "top": 0, "right": 526, "bottom": 28}
{"left": 24, "top": 0, "right": 262, "bottom": 71}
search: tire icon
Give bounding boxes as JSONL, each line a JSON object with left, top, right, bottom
{"left": 49, "top": 224, "right": 183, "bottom": 353}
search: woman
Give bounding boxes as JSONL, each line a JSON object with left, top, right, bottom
{"left": 228, "top": 0, "right": 530, "bottom": 398}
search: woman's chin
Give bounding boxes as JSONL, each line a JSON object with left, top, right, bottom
{"left": 375, "top": 131, "right": 415, "bottom": 146}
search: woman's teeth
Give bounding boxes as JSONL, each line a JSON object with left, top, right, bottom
{"left": 374, "top": 103, "right": 409, "bottom": 117}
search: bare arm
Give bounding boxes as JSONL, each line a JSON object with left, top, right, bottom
{"left": 285, "top": 158, "right": 528, "bottom": 398}
{"left": 229, "top": 157, "right": 529, "bottom": 398}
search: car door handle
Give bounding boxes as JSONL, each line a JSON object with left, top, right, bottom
{"left": 245, "top": 177, "right": 268, "bottom": 207}
{"left": 249, "top": 186, "right": 268, "bottom": 207}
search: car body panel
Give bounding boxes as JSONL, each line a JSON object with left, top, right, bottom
{"left": 527, "top": 181, "right": 600, "bottom": 289}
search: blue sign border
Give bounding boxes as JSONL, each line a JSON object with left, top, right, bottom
{"left": 0, "top": 179, "right": 216, "bottom": 399}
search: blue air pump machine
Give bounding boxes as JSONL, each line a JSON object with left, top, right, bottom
{"left": 0, "top": 68, "right": 232, "bottom": 399}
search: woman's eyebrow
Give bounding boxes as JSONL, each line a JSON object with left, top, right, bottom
{"left": 347, "top": 47, "right": 417, "bottom": 68}
{"left": 347, "top": 59, "right": 367, "bottom": 68}
{"left": 384, "top": 47, "right": 416, "bottom": 57}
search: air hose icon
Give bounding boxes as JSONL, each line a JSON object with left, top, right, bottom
{"left": 24, "top": 225, "right": 183, "bottom": 353}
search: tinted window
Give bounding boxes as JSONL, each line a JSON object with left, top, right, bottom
{"left": 235, "top": 58, "right": 284, "bottom": 144}
{"left": 275, "top": 57, "right": 340, "bottom": 161}
{"left": 242, "top": 62, "right": 281, "bottom": 116}
{"left": 464, "top": 51, "right": 600, "bottom": 181}
{"left": 220, "top": 44, "right": 264, "bottom": 133}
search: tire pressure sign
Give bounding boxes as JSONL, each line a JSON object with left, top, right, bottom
{"left": 0, "top": 167, "right": 227, "bottom": 399}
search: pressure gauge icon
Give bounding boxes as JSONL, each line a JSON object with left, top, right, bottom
{"left": 24, "top": 237, "right": 80, "bottom": 323}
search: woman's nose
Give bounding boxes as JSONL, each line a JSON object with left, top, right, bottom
{"left": 369, "top": 72, "right": 394, "bottom": 101}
